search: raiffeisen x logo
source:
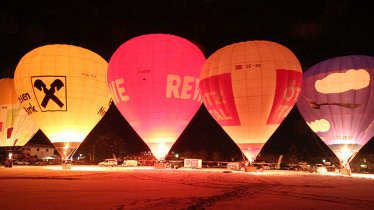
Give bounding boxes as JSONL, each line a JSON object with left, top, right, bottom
{"left": 31, "top": 76, "right": 67, "bottom": 112}
{"left": 34, "top": 79, "right": 64, "bottom": 108}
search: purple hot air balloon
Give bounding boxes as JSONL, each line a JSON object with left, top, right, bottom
{"left": 296, "top": 55, "right": 374, "bottom": 167}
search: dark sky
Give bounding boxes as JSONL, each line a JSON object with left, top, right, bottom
{"left": 1, "top": 0, "right": 374, "bottom": 160}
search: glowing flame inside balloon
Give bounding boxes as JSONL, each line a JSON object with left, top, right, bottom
{"left": 149, "top": 142, "right": 168, "bottom": 161}
{"left": 339, "top": 147, "right": 353, "bottom": 163}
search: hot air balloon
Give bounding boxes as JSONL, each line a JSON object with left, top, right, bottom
{"left": 13, "top": 44, "right": 111, "bottom": 165}
{"left": 0, "top": 78, "right": 38, "bottom": 147}
{"left": 199, "top": 40, "right": 303, "bottom": 163}
{"left": 108, "top": 34, "right": 205, "bottom": 160}
{"left": 296, "top": 55, "right": 374, "bottom": 169}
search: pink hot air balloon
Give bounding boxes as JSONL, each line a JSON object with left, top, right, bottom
{"left": 108, "top": 34, "right": 206, "bottom": 160}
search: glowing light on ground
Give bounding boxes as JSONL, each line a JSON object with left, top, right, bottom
{"left": 39, "top": 165, "right": 374, "bottom": 180}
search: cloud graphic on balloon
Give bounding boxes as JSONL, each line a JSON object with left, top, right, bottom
{"left": 307, "top": 118, "right": 330, "bottom": 132}
{"left": 315, "top": 69, "right": 370, "bottom": 94}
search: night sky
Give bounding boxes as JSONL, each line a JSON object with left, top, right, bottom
{"left": 1, "top": 0, "right": 374, "bottom": 160}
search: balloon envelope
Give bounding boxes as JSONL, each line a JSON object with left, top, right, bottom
{"left": 199, "top": 40, "right": 303, "bottom": 162}
{"left": 108, "top": 34, "right": 205, "bottom": 160}
{"left": 0, "top": 78, "right": 38, "bottom": 147}
{"left": 296, "top": 55, "right": 374, "bottom": 164}
{"left": 13, "top": 44, "right": 111, "bottom": 159}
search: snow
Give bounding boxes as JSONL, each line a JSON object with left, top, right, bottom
{"left": 0, "top": 166, "right": 373, "bottom": 210}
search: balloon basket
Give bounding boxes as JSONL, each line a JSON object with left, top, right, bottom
{"left": 154, "top": 162, "right": 167, "bottom": 169}
{"left": 62, "top": 159, "right": 72, "bottom": 170}
{"left": 340, "top": 168, "right": 351, "bottom": 176}
{"left": 62, "top": 163, "right": 72, "bottom": 170}
{"left": 244, "top": 166, "right": 257, "bottom": 172}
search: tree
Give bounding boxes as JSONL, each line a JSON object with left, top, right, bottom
{"left": 211, "top": 151, "right": 222, "bottom": 161}
{"left": 197, "top": 150, "right": 209, "bottom": 160}
{"left": 94, "top": 132, "right": 126, "bottom": 160}
{"left": 300, "top": 146, "right": 311, "bottom": 162}
{"left": 181, "top": 150, "right": 193, "bottom": 159}
{"left": 287, "top": 144, "right": 299, "bottom": 164}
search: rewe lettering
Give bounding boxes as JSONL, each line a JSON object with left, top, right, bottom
{"left": 109, "top": 78, "right": 130, "bottom": 104}
{"left": 166, "top": 74, "right": 200, "bottom": 101}
{"left": 276, "top": 79, "right": 302, "bottom": 120}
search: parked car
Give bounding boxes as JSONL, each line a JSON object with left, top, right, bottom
{"left": 122, "top": 160, "right": 138, "bottom": 167}
{"left": 14, "top": 160, "right": 31, "bottom": 165}
{"left": 309, "top": 164, "right": 327, "bottom": 174}
{"left": 227, "top": 162, "right": 248, "bottom": 171}
{"left": 98, "top": 159, "right": 118, "bottom": 167}
{"left": 166, "top": 160, "right": 183, "bottom": 169}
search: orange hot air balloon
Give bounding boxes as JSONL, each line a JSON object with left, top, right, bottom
{"left": 0, "top": 78, "right": 39, "bottom": 147}
{"left": 199, "top": 40, "right": 303, "bottom": 163}
{"left": 13, "top": 44, "right": 111, "bottom": 162}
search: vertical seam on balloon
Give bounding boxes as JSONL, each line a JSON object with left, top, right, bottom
{"left": 68, "top": 44, "right": 73, "bottom": 132}
{"left": 324, "top": 57, "right": 338, "bottom": 147}
{"left": 352, "top": 55, "right": 362, "bottom": 147}
{"left": 175, "top": 35, "right": 185, "bottom": 124}
{"left": 213, "top": 44, "right": 225, "bottom": 127}
{"left": 362, "top": 56, "right": 374, "bottom": 145}
{"left": 244, "top": 41, "right": 250, "bottom": 127}
{"left": 338, "top": 56, "right": 346, "bottom": 144}
{"left": 355, "top": 56, "right": 371, "bottom": 152}
{"left": 207, "top": 46, "right": 217, "bottom": 124}
{"left": 311, "top": 58, "right": 323, "bottom": 135}
{"left": 348, "top": 63, "right": 362, "bottom": 161}
{"left": 336, "top": 56, "right": 345, "bottom": 147}
{"left": 331, "top": 56, "right": 341, "bottom": 149}
{"left": 42, "top": 45, "right": 48, "bottom": 128}
{"left": 310, "top": 62, "right": 322, "bottom": 138}
{"left": 253, "top": 40, "right": 262, "bottom": 123}
{"left": 349, "top": 55, "right": 359, "bottom": 152}
{"left": 226, "top": 42, "right": 236, "bottom": 125}
{"left": 274, "top": 42, "right": 289, "bottom": 125}
{"left": 272, "top": 42, "right": 281, "bottom": 115}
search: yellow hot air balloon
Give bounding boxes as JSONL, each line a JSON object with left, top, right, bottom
{"left": 13, "top": 44, "right": 111, "bottom": 163}
{"left": 199, "top": 40, "right": 303, "bottom": 163}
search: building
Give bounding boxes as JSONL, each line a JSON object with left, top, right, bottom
{"left": 21, "top": 143, "right": 55, "bottom": 160}
{"left": 350, "top": 153, "right": 374, "bottom": 173}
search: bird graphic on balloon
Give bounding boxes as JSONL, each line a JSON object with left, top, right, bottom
{"left": 299, "top": 94, "right": 361, "bottom": 109}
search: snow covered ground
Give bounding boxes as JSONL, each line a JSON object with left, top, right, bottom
{"left": 0, "top": 165, "right": 373, "bottom": 210}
